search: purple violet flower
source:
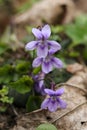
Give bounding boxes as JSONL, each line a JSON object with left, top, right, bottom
{"left": 25, "top": 25, "right": 61, "bottom": 57}
{"left": 41, "top": 88, "right": 66, "bottom": 112}
{"left": 34, "top": 79, "right": 46, "bottom": 95}
{"left": 32, "top": 52, "right": 63, "bottom": 74}
{"left": 33, "top": 72, "right": 46, "bottom": 95}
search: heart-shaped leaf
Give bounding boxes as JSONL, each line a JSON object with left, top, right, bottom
{"left": 8, "top": 76, "right": 33, "bottom": 94}
{"left": 36, "top": 123, "right": 57, "bottom": 130}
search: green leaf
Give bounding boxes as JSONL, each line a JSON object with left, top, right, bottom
{"left": 65, "top": 15, "right": 87, "bottom": 46}
{"left": 46, "top": 69, "right": 72, "bottom": 86}
{"left": 75, "top": 14, "right": 87, "bottom": 26}
{"left": 0, "top": 96, "right": 13, "bottom": 104}
{"left": 36, "top": 123, "right": 57, "bottom": 130}
{"left": 0, "top": 86, "right": 9, "bottom": 96}
{"left": 83, "top": 47, "right": 87, "bottom": 60}
{"left": 0, "top": 64, "right": 15, "bottom": 83}
{"left": 17, "top": 0, "right": 40, "bottom": 14}
{"left": 16, "top": 61, "right": 31, "bottom": 74}
{"left": 51, "top": 25, "right": 64, "bottom": 33}
{"left": 26, "top": 95, "right": 42, "bottom": 112}
{"left": 8, "top": 76, "right": 33, "bottom": 94}
{"left": 69, "top": 51, "right": 80, "bottom": 57}
{"left": 0, "top": 43, "right": 9, "bottom": 54}
{"left": 0, "top": 86, "right": 13, "bottom": 104}
{"left": 32, "top": 67, "right": 41, "bottom": 75}
{"left": 0, "top": 26, "right": 11, "bottom": 44}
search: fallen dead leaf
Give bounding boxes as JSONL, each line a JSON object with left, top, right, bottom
{"left": 11, "top": 126, "right": 26, "bottom": 130}
{"left": 14, "top": 0, "right": 87, "bottom": 26}
{"left": 10, "top": 65, "right": 87, "bottom": 130}
{"left": 66, "top": 63, "right": 84, "bottom": 74}
{"left": 13, "top": 0, "right": 85, "bottom": 40}
{"left": 14, "top": 0, "right": 76, "bottom": 25}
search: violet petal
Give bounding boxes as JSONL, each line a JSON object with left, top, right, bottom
{"left": 55, "top": 88, "right": 64, "bottom": 96}
{"left": 39, "top": 80, "right": 44, "bottom": 89}
{"left": 42, "top": 25, "right": 51, "bottom": 39}
{"left": 57, "top": 98, "right": 67, "bottom": 109}
{"left": 37, "top": 45, "right": 48, "bottom": 57}
{"left": 41, "top": 98, "right": 50, "bottom": 109}
{"left": 32, "top": 57, "right": 42, "bottom": 67}
{"left": 32, "top": 28, "right": 42, "bottom": 39}
{"left": 34, "top": 80, "right": 45, "bottom": 95}
{"left": 48, "top": 48, "right": 58, "bottom": 55}
{"left": 47, "top": 40, "right": 61, "bottom": 51}
{"left": 42, "top": 61, "right": 53, "bottom": 74}
{"left": 52, "top": 57, "right": 63, "bottom": 68}
{"left": 44, "top": 89, "right": 55, "bottom": 95}
{"left": 25, "top": 41, "right": 38, "bottom": 50}
{"left": 39, "top": 81, "right": 46, "bottom": 95}
{"left": 48, "top": 99, "right": 58, "bottom": 112}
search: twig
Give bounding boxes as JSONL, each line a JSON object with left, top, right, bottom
{"left": 24, "top": 108, "right": 43, "bottom": 115}
{"left": 50, "top": 101, "right": 87, "bottom": 123}
{"left": 11, "top": 105, "right": 19, "bottom": 116}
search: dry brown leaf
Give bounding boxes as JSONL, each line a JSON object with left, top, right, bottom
{"left": 11, "top": 66, "right": 87, "bottom": 130}
{"left": 12, "top": 0, "right": 29, "bottom": 10}
{"left": 66, "top": 63, "right": 84, "bottom": 74}
{"left": 14, "top": 0, "right": 76, "bottom": 25}
{"left": 13, "top": 0, "right": 76, "bottom": 40}
{"left": 74, "top": 0, "right": 87, "bottom": 12}
{"left": 11, "top": 126, "right": 26, "bottom": 130}
{"left": 13, "top": 0, "right": 85, "bottom": 40}
{"left": 14, "top": 0, "right": 87, "bottom": 26}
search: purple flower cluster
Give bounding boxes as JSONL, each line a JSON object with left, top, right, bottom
{"left": 25, "top": 25, "right": 63, "bottom": 74}
{"left": 25, "top": 25, "right": 66, "bottom": 112}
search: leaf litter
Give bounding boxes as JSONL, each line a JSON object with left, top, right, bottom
{"left": 7, "top": 63, "right": 87, "bottom": 130}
